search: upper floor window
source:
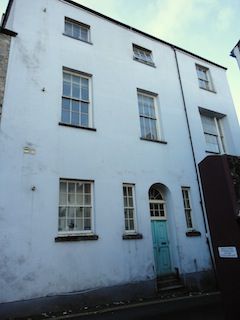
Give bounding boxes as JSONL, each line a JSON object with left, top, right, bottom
{"left": 64, "top": 17, "right": 90, "bottom": 43}
{"left": 196, "top": 64, "right": 214, "bottom": 92}
{"left": 137, "top": 89, "right": 159, "bottom": 141}
{"left": 61, "top": 68, "right": 92, "bottom": 128}
{"left": 133, "top": 44, "right": 154, "bottom": 66}
{"left": 200, "top": 111, "right": 225, "bottom": 154}
{"left": 59, "top": 179, "right": 93, "bottom": 234}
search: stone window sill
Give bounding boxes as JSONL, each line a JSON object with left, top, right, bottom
{"left": 55, "top": 234, "right": 99, "bottom": 242}
{"left": 205, "top": 150, "right": 220, "bottom": 155}
{"left": 59, "top": 122, "right": 97, "bottom": 131}
{"left": 185, "top": 230, "right": 201, "bottom": 237}
{"left": 122, "top": 233, "right": 143, "bottom": 240}
{"left": 199, "top": 86, "right": 216, "bottom": 94}
{"left": 133, "top": 57, "right": 156, "bottom": 68}
{"left": 62, "top": 33, "right": 93, "bottom": 45}
{"left": 140, "top": 137, "right": 167, "bottom": 144}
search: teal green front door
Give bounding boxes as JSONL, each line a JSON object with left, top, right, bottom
{"left": 151, "top": 220, "right": 172, "bottom": 276}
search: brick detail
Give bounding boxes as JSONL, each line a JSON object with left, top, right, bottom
{"left": 0, "top": 33, "right": 11, "bottom": 120}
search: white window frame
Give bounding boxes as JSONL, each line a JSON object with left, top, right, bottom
{"left": 64, "top": 17, "right": 91, "bottom": 43}
{"left": 181, "top": 187, "right": 194, "bottom": 230}
{"left": 149, "top": 188, "right": 167, "bottom": 221}
{"left": 200, "top": 112, "right": 226, "bottom": 154}
{"left": 58, "top": 179, "right": 94, "bottom": 235}
{"left": 133, "top": 44, "right": 154, "bottom": 66}
{"left": 123, "top": 184, "right": 137, "bottom": 234}
{"left": 196, "top": 64, "right": 214, "bottom": 92}
{"left": 61, "top": 67, "right": 93, "bottom": 128}
{"left": 137, "top": 89, "right": 160, "bottom": 141}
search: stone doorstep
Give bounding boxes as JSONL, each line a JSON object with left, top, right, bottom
{"left": 156, "top": 274, "right": 185, "bottom": 293}
{"left": 4, "top": 291, "right": 221, "bottom": 320}
{"left": 158, "top": 284, "right": 185, "bottom": 291}
{"left": 157, "top": 277, "right": 182, "bottom": 287}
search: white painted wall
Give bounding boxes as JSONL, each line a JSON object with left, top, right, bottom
{"left": 0, "top": 0, "right": 240, "bottom": 303}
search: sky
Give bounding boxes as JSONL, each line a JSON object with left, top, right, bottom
{"left": 1, "top": 0, "right": 240, "bottom": 119}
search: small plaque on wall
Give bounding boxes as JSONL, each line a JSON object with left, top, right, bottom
{"left": 218, "top": 246, "right": 238, "bottom": 258}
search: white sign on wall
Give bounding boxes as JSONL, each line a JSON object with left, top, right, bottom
{"left": 218, "top": 247, "right": 238, "bottom": 258}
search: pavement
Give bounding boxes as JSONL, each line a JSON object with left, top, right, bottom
{"left": 64, "top": 302, "right": 224, "bottom": 320}
{"left": 5, "top": 291, "right": 222, "bottom": 320}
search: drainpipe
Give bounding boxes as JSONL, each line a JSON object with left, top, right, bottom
{"left": 172, "top": 46, "right": 217, "bottom": 280}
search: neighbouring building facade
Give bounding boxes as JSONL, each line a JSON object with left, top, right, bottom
{"left": 0, "top": 0, "right": 240, "bottom": 306}
{"left": 231, "top": 40, "right": 240, "bottom": 70}
{"left": 0, "top": 29, "right": 13, "bottom": 120}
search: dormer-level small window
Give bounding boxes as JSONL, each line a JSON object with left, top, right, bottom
{"left": 196, "top": 64, "right": 215, "bottom": 92}
{"left": 64, "top": 17, "right": 90, "bottom": 43}
{"left": 133, "top": 44, "right": 155, "bottom": 66}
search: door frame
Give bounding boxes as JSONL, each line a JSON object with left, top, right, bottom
{"left": 149, "top": 186, "right": 172, "bottom": 276}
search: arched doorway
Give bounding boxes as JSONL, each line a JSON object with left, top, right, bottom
{"left": 149, "top": 184, "right": 172, "bottom": 276}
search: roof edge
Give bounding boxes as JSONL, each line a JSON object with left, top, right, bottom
{"left": 0, "top": 27, "right": 17, "bottom": 36}
{"left": 230, "top": 40, "right": 240, "bottom": 58}
{"left": 1, "top": 0, "right": 14, "bottom": 28}
{"left": 61, "top": 0, "right": 227, "bottom": 70}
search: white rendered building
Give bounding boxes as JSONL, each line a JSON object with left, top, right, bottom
{"left": 0, "top": 0, "right": 240, "bottom": 308}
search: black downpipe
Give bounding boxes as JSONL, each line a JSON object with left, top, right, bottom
{"left": 172, "top": 46, "right": 217, "bottom": 277}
